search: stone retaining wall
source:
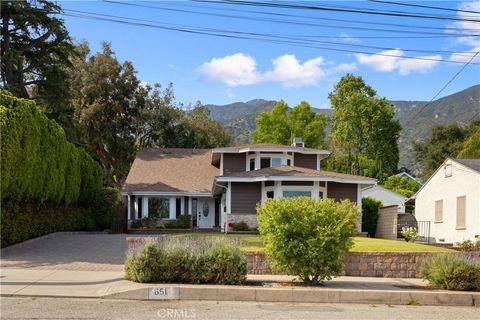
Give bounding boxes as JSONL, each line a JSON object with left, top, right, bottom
{"left": 246, "top": 251, "right": 480, "bottom": 278}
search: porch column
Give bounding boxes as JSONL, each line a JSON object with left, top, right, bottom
{"left": 181, "top": 197, "right": 185, "bottom": 215}
{"left": 260, "top": 181, "right": 266, "bottom": 206}
{"left": 313, "top": 181, "right": 320, "bottom": 200}
{"left": 254, "top": 152, "right": 260, "bottom": 170}
{"left": 142, "top": 196, "right": 149, "bottom": 218}
{"left": 127, "top": 195, "right": 131, "bottom": 220}
{"left": 226, "top": 182, "right": 232, "bottom": 213}
{"left": 357, "top": 185, "right": 362, "bottom": 232}
{"left": 133, "top": 197, "right": 139, "bottom": 219}
{"left": 274, "top": 181, "right": 281, "bottom": 198}
{"left": 188, "top": 197, "right": 192, "bottom": 216}
{"left": 169, "top": 197, "right": 176, "bottom": 220}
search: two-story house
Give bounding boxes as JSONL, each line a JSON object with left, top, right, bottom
{"left": 121, "top": 140, "right": 376, "bottom": 232}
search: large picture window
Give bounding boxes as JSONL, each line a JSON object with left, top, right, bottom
{"left": 283, "top": 190, "right": 311, "bottom": 198}
{"left": 148, "top": 197, "right": 169, "bottom": 219}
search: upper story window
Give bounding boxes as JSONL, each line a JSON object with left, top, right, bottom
{"left": 246, "top": 153, "right": 294, "bottom": 171}
{"left": 249, "top": 158, "right": 255, "bottom": 171}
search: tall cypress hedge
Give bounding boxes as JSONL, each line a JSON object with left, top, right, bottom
{"left": 0, "top": 90, "right": 102, "bottom": 205}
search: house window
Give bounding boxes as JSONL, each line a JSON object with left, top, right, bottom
{"left": 456, "top": 196, "right": 466, "bottom": 229}
{"left": 283, "top": 190, "right": 311, "bottom": 198}
{"left": 137, "top": 197, "right": 143, "bottom": 219}
{"left": 176, "top": 198, "right": 181, "bottom": 218}
{"left": 271, "top": 157, "right": 282, "bottom": 167}
{"left": 434, "top": 200, "right": 443, "bottom": 223}
{"left": 192, "top": 198, "right": 198, "bottom": 227}
{"left": 249, "top": 158, "right": 255, "bottom": 171}
{"left": 266, "top": 191, "right": 274, "bottom": 199}
{"left": 319, "top": 191, "right": 324, "bottom": 199}
{"left": 265, "top": 181, "right": 274, "bottom": 187}
{"left": 260, "top": 157, "right": 270, "bottom": 169}
{"left": 149, "top": 197, "right": 169, "bottom": 219}
{"left": 444, "top": 164, "right": 452, "bottom": 177}
{"left": 287, "top": 159, "right": 291, "bottom": 166}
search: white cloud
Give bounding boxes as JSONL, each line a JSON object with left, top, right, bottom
{"left": 198, "top": 53, "right": 354, "bottom": 88}
{"left": 198, "top": 53, "right": 259, "bottom": 86}
{"left": 263, "top": 54, "right": 325, "bottom": 88}
{"left": 448, "top": 2, "right": 480, "bottom": 47}
{"left": 355, "top": 49, "right": 441, "bottom": 75}
{"left": 449, "top": 46, "right": 480, "bottom": 63}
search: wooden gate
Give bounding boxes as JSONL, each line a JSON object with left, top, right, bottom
{"left": 111, "top": 202, "right": 128, "bottom": 233}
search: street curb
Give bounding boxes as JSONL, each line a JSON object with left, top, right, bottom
{"left": 103, "top": 285, "right": 480, "bottom": 307}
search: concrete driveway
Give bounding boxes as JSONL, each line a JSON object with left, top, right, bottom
{"left": 0, "top": 233, "right": 127, "bottom": 271}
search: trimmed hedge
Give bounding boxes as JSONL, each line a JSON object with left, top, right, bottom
{"left": 0, "top": 90, "right": 102, "bottom": 205}
{"left": 0, "top": 204, "right": 86, "bottom": 247}
{"left": 0, "top": 91, "right": 113, "bottom": 247}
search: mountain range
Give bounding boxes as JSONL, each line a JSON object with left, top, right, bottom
{"left": 205, "top": 84, "right": 480, "bottom": 172}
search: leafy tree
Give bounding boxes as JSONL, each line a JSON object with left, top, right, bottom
{"left": 328, "top": 74, "right": 401, "bottom": 180}
{"left": 457, "top": 127, "right": 480, "bottom": 158}
{"left": 257, "top": 197, "right": 358, "bottom": 285}
{"left": 252, "top": 100, "right": 328, "bottom": 148}
{"left": 138, "top": 84, "right": 230, "bottom": 149}
{"left": 70, "top": 42, "right": 147, "bottom": 186}
{"left": 183, "top": 103, "right": 231, "bottom": 148}
{"left": 361, "top": 197, "right": 382, "bottom": 238}
{"left": 413, "top": 123, "right": 473, "bottom": 179}
{"left": 0, "top": 0, "right": 74, "bottom": 103}
{"left": 383, "top": 175, "right": 419, "bottom": 197}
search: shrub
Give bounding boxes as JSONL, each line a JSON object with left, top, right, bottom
{"left": 231, "top": 221, "right": 250, "bottom": 231}
{"left": 456, "top": 240, "right": 475, "bottom": 251}
{"left": 421, "top": 254, "right": 480, "bottom": 291}
{"left": 361, "top": 197, "right": 382, "bottom": 237}
{"left": 0, "top": 90, "right": 102, "bottom": 206}
{"left": 0, "top": 203, "right": 86, "bottom": 247}
{"left": 257, "top": 197, "right": 358, "bottom": 285}
{"left": 164, "top": 215, "right": 191, "bottom": 229}
{"left": 125, "top": 237, "right": 247, "bottom": 285}
{"left": 401, "top": 226, "right": 418, "bottom": 243}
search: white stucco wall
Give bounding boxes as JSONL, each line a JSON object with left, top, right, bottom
{"left": 415, "top": 159, "right": 480, "bottom": 244}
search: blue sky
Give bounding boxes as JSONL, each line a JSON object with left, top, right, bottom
{"left": 59, "top": 1, "right": 480, "bottom": 108}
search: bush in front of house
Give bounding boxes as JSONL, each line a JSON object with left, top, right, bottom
{"left": 231, "top": 221, "right": 250, "bottom": 231}
{"left": 361, "top": 197, "right": 382, "bottom": 237}
{"left": 421, "top": 254, "right": 480, "bottom": 291}
{"left": 257, "top": 197, "right": 359, "bottom": 285}
{"left": 124, "top": 237, "right": 247, "bottom": 284}
{"left": 401, "top": 226, "right": 419, "bottom": 243}
{"left": 164, "top": 215, "right": 191, "bottom": 229}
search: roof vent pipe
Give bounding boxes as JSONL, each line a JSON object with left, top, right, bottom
{"left": 292, "top": 137, "right": 304, "bottom": 148}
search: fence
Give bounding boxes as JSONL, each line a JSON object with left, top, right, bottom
{"left": 416, "top": 220, "right": 431, "bottom": 244}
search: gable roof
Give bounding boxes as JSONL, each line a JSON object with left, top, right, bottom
{"left": 122, "top": 148, "right": 218, "bottom": 194}
{"left": 216, "top": 165, "right": 376, "bottom": 184}
{"left": 452, "top": 158, "right": 480, "bottom": 173}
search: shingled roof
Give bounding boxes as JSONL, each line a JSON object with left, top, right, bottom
{"left": 453, "top": 158, "right": 480, "bottom": 173}
{"left": 216, "top": 165, "right": 376, "bottom": 183}
{"left": 122, "top": 148, "right": 219, "bottom": 194}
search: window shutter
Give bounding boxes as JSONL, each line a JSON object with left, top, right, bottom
{"left": 456, "top": 196, "right": 466, "bottom": 229}
{"left": 435, "top": 200, "right": 443, "bottom": 222}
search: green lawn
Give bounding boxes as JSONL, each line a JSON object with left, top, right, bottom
{"left": 175, "top": 233, "right": 453, "bottom": 253}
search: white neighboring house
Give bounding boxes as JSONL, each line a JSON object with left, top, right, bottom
{"left": 414, "top": 158, "right": 480, "bottom": 244}
{"left": 395, "top": 171, "right": 422, "bottom": 186}
{"left": 362, "top": 185, "right": 408, "bottom": 213}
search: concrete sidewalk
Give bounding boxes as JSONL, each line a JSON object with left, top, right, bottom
{"left": 1, "top": 267, "right": 479, "bottom": 307}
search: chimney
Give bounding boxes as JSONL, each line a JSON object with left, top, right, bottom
{"left": 292, "top": 137, "right": 304, "bottom": 148}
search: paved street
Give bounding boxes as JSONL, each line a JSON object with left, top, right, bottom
{"left": 1, "top": 297, "right": 479, "bottom": 320}
{"left": 0, "top": 233, "right": 127, "bottom": 271}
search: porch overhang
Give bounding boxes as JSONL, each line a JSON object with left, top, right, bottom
{"left": 214, "top": 175, "right": 376, "bottom": 185}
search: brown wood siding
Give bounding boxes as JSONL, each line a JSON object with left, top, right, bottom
{"left": 328, "top": 182, "right": 358, "bottom": 203}
{"left": 223, "top": 153, "right": 246, "bottom": 174}
{"left": 231, "top": 182, "right": 262, "bottom": 214}
{"left": 294, "top": 153, "right": 317, "bottom": 170}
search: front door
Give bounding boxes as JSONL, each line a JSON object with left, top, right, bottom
{"left": 197, "top": 198, "right": 214, "bottom": 228}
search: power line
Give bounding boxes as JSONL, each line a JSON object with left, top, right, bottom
{"left": 59, "top": 9, "right": 479, "bottom": 64}
{"left": 105, "top": 0, "right": 479, "bottom": 33}
{"left": 405, "top": 50, "right": 480, "bottom": 125}
{"left": 197, "top": 0, "right": 480, "bottom": 23}
{"left": 368, "top": 0, "right": 480, "bottom": 15}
